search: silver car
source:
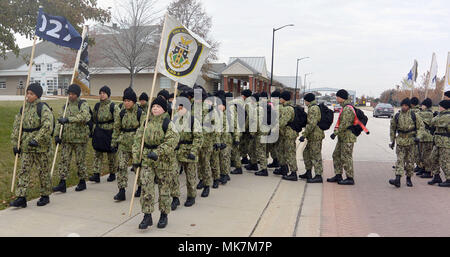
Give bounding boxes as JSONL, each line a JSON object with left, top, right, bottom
{"left": 373, "top": 103, "right": 394, "bottom": 118}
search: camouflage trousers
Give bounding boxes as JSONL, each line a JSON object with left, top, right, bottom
{"left": 117, "top": 150, "right": 141, "bottom": 190}
{"left": 394, "top": 144, "right": 416, "bottom": 177}
{"left": 179, "top": 162, "right": 198, "bottom": 198}
{"left": 431, "top": 147, "right": 450, "bottom": 179}
{"left": 93, "top": 151, "right": 117, "bottom": 175}
{"left": 220, "top": 146, "right": 231, "bottom": 176}
{"left": 57, "top": 143, "right": 88, "bottom": 181}
{"left": 140, "top": 167, "right": 171, "bottom": 215}
{"left": 240, "top": 134, "right": 251, "bottom": 159}
{"left": 198, "top": 145, "right": 213, "bottom": 187}
{"left": 303, "top": 140, "right": 323, "bottom": 175}
{"left": 16, "top": 152, "right": 52, "bottom": 198}
{"left": 231, "top": 144, "right": 242, "bottom": 168}
{"left": 332, "top": 140, "right": 354, "bottom": 178}
{"left": 169, "top": 163, "right": 181, "bottom": 198}
{"left": 417, "top": 142, "right": 433, "bottom": 171}
{"left": 211, "top": 149, "right": 221, "bottom": 180}
{"left": 267, "top": 141, "right": 279, "bottom": 161}
{"left": 249, "top": 135, "right": 267, "bottom": 170}
{"left": 279, "top": 134, "right": 298, "bottom": 172}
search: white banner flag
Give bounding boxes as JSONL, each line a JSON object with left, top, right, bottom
{"left": 428, "top": 52, "right": 438, "bottom": 88}
{"left": 157, "top": 14, "right": 211, "bottom": 87}
{"left": 445, "top": 52, "right": 450, "bottom": 92}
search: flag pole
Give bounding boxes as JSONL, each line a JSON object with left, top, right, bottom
{"left": 129, "top": 14, "right": 168, "bottom": 217}
{"left": 11, "top": 35, "right": 38, "bottom": 193}
{"left": 425, "top": 53, "right": 435, "bottom": 99}
{"left": 443, "top": 52, "right": 449, "bottom": 100}
{"left": 171, "top": 84, "right": 179, "bottom": 119}
{"left": 50, "top": 25, "right": 88, "bottom": 177}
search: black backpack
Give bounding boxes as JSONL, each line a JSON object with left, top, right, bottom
{"left": 394, "top": 111, "right": 417, "bottom": 134}
{"left": 288, "top": 105, "right": 308, "bottom": 133}
{"left": 347, "top": 105, "right": 368, "bottom": 136}
{"left": 20, "top": 102, "right": 56, "bottom": 136}
{"left": 120, "top": 107, "right": 143, "bottom": 126}
{"left": 316, "top": 103, "right": 334, "bottom": 130}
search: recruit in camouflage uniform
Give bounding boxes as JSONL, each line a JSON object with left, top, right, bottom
{"left": 53, "top": 86, "right": 91, "bottom": 193}
{"left": 133, "top": 108, "right": 180, "bottom": 229}
{"left": 389, "top": 100, "right": 424, "bottom": 187}
{"left": 229, "top": 96, "right": 245, "bottom": 172}
{"left": 248, "top": 97, "right": 269, "bottom": 174}
{"left": 277, "top": 97, "right": 298, "bottom": 176}
{"left": 415, "top": 100, "right": 434, "bottom": 178}
{"left": 10, "top": 91, "right": 54, "bottom": 208}
{"left": 210, "top": 105, "right": 223, "bottom": 189}
{"left": 429, "top": 102, "right": 450, "bottom": 187}
{"left": 267, "top": 94, "right": 281, "bottom": 168}
{"left": 219, "top": 103, "right": 235, "bottom": 183}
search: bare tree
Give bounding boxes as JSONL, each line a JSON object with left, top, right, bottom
{"left": 99, "top": 0, "right": 160, "bottom": 88}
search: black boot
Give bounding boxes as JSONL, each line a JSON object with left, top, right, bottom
{"left": 241, "top": 156, "right": 249, "bottom": 165}
{"left": 389, "top": 175, "right": 401, "bottom": 188}
{"left": 428, "top": 174, "right": 443, "bottom": 185}
{"left": 299, "top": 170, "right": 312, "bottom": 180}
{"left": 282, "top": 171, "right": 298, "bottom": 181}
{"left": 420, "top": 171, "right": 433, "bottom": 179}
{"left": 89, "top": 173, "right": 100, "bottom": 183}
{"left": 213, "top": 179, "right": 220, "bottom": 189}
{"left": 171, "top": 197, "right": 180, "bottom": 211}
{"left": 439, "top": 180, "right": 450, "bottom": 187}
{"left": 225, "top": 174, "right": 231, "bottom": 181}
{"left": 157, "top": 213, "right": 168, "bottom": 229}
{"left": 10, "top": 197, "right": 27, "bottom": 208}
{"left": 307, "top": 175, "right": 323, "bottom": 184}
{"left": 114, "top": 188, "right": 126, "bottom": 201}
{"left": 196, "top": 180, "right": 205, "bottom": 190}
{"left": 268, "top": 158, "right": 280, "bottom": 168}
{"left": 327, "top": 174, "right": 343, "bottom": 183}
{"left": 134, "top": 186, "right": 141, "bottom": 197}
{"left": 201, "top": 186, "right": 210, "bottom": 198}
{"left": 245, "top": 163, "right": 259, "bottom": 171}
{"left": 184, "top": 197, "right": 196, "bottom": 207}
{"left": 416, "top": 167, "right": 425, "bottom": 176}
{"left": 231, "top": 168, "right": 243, "bottom": 175}
{"left": 255, "top": 169, "right": 269, "bottom": 177}
{"left": 338, "top": 177, "right": 355, "bottom": 185}
{"left": 53, "top": 179, "right": 66, "bottom": 193}
{"left": 220, "top": 174, "right": 228, "bottom": 185}
{"left": 37, "top": 196, "right": 50, "bottom": 207}
{"left": 107, "top": 173, "right": 116, "bottom": 182}
{"left": 138, "top": 214, "right": 153, "bottom": 230}
{"left": 406, "top": 177, "right": 413, "bottom": 187}
{"left": 274, "top": 165, "right": 288, "bottom": 176}
{"left": 414, "top": 166, "right": 421, "bottom": 173}
{"left": 75, "top": 179, "right": 87, "bottom": 192}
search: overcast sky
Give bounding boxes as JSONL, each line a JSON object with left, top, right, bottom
{"left": 15, "top": 0, "right": 450, "bottom": 97}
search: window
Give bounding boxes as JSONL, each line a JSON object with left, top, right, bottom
{"left": 159, "top": 76, "right": 171, "bottom": 89}
{"left": 0, "top": 79, "right": 6, "bottom": 89}
{"left": 47, "top": 64, "right": 53, "bottom": 71}
{"left": 18, "top": 80, "right": 24, "bottom": 89}
{"left": 47, "top": 77, "right": 58, "bottom": 94}
{"left": 35, "top": 64, "right": 41, "bottom": 72}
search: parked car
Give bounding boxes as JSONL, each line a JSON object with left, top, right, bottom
{"left": 374, "top": 103, "right": 394, "bottom": 118}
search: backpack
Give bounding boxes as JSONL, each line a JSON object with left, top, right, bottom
{"left": 93, "top": 102, "right": 115, "bottom": 124}
{"left": 394, "top": 111, "right": 417, "bottom": 134}
{"left": 120, "top": 107, "right": 143, "bottom": 126}
{"left": 288, "top": 105, "right": 308, "bottom": 133}
{"left": 20, "top": 102, "right": 56, "bottom": 136}
{"left": 316, "top": 103, "right": 334, "bottom": 130}
{"left": 347, "top": 105, "right": 368, "bottom": 136}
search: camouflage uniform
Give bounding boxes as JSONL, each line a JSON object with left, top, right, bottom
{"left": 11, "top": 99, "right": 53, "bottom": 197}
{"left": 112, "top": 104, "right": 145, "bottom": 189}
{"left": 303, "top": 100, "right": 325, "bottom": 175}
{"left": 430, "top": 110, "right": 450, "bottom": 178}
{"left": 416, "top": 108, "right": 434, "bottom": 172}
{"left": 221, "top": 105, "right": 239, "bottom": 175}
{"left": 332, "top": 99, "right": 357, "bottom": 178}
{"left": 249, "top": 100, "right": 269, "bottom": 170}
{"left": 390, "top": 109, "right": 424, "bottom": 177}
{"left": 198, "top": 103, "right": 217, "bottom": 186}
{"left": 133, "top": 114, "right": 180, "bottom": 215}
{"left": 229, "top": 98, "right": 245, "bottom": 168}
{"left": 278, "top": 101, "right": 298, "bottom": 172}
{"left": 267, "top": 101, "right": 280, "bottom": 161}
{"left": 92, "top": 99, "right": 119, "bottom": 176}
{"left": 210, "top": 109, "right": 222, "bottom": 181}
{"left": 55, "top": 99, "right": 91, "bottom": 181}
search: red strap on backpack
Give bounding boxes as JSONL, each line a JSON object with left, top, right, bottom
{"left": 335, "top": 105, "right": 369, "bottom": 133}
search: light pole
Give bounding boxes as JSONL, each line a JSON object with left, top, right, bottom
{"left": 270, "top": 24, "right": 294, "bottom": 95}
{"left": 302, "top": 73, "right": 312, "bottom": 104}
{"left": 295, "top": 57, "right": 310, "bottom": 105}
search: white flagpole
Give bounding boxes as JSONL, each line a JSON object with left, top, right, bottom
{"left": 425, "top": 53, "right": 436, "bottom": 99}
{"left": 443, "top": 52, "right": 450, "bottom": 100}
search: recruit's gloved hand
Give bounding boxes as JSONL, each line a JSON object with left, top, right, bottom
{"left": 55, "top": 136, "right": 62, "bottom": 145}
{"left": 13, "top": 147, "right": 21, "bottom": 155}
{"left": 147, "top": 152, "right": 158, "bottom": 161}
{"left": 220, "top": 143, "right": 227, "bottom": 150}
{"left": 132, "top": 162, "right": 142, "bottom": 170}
{"left": 28, "top": 139, "right": 39, "bottom": 147}
{"left": 299, "top": 136, "right": 306, "bottom": 143}
{"left": 330, "top": 133, "right": 336, "bottom": 140}
{"left": 187, "top": 153, "right": 196, "bottom": 160}
{"left": 58, "top": 117, "right": 69, "bottom": 124}
{"left": 390, "top": 142, "right": 395, "bottom": 150}
{"left": 414, "top": 137, "right": 420, "bottom": 143}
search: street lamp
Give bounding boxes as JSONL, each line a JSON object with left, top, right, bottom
{"left": 295, "top": 57, "right": 310, "bottom": 105}
{"left": 302, "top": 73, "right": 312, "bottom": 104}
{"left": 270, "top": 24, "right": 294, "bottom": 95}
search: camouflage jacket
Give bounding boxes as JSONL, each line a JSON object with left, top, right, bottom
{"left": 431, "top": 110, "right": 450, "bottom": 148}
{"left": 279, "top": 101, "right": 297, "bottom": 139}
{"left": 11, "top": 99, "right": 54, "bottom": 153}
{"left": 133, "top": 113, "right": 180, "bottom": 170}
{"left": 390, "top": 109, "right": 424, "bottom": 146}
{"left": 416, "top": 108, "right": 434, "bottom": 142}
{"left": 411, "top": 106, "right": 421, "bottom": 114}
{"left": 335, "top": 99, "right": 357, "bottom": 143}
{"left": 228, "top": 98, "right": 244, "bottom": 142}
{"left": 55, "top": 99, "right": 91, "bottom": 144}
{"left": 304, "top": 100, "right": 325, "bottom": 141}
{"left": 201, "top": 103, "right": 220, "bottom": 149}
{"left": 139, "top": 102, "right": 149, "bottom": 115}
{"left": 93, "top": 99, "right": 118, "bottom": 131}
{"left": 112, "top": 104, "right": 145, "bottom": 152}
{"left": 174, "top": 111, "right": 203, "bottom": 163}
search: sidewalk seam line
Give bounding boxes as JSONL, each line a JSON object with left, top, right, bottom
{"left": 293, "top": 182, "right": 308, "bottom": 237}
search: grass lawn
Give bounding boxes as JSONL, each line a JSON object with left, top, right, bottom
{"left": 0, "top": 98, "right": 117, "bottom": 210}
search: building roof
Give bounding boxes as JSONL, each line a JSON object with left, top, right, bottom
{"left": 273, "top": 76, "right": 303, "bottom": 89}
{"left": 228, "top": 57, "right": 269, "bottom": 78}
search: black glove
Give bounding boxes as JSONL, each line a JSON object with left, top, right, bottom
{"left": 390, "top": 142, "right": 395, "bottom": 150}
{"left": 213, "top": 143, "right": 220, "bottom": 150}
{"left": 414, "top": 137, "right": 420, "bottom": 143}
{"left": 330, "top": 134, "right": 336, "bottom": 140}
{"left": 132, "top": 162, "right": 142, "bottom": 170}
{"left": 147, "top": 152, "right": 158, "bottom": 161}
{"left": 299, "top": 136, "right": 306, "bottom": 143}
{"left": 187, "top": 153, "right": 196, "bottom": 160}
{"left": 55, "top": 136, "right": 62, "bottom": 145}
{"left": 13, "top": 147, "right": 21, "bottom": 155}
{"left": 220, "top": 143, "right": 227, "bottom": 150}
{"left": 28, "top": 139, "right": 39, "bottom": 147}
{"left": 58, "top": 117, "right": 69, "bottom": 124}
{"left": 233, "top": 141, "right": 240, "bottom": 147}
